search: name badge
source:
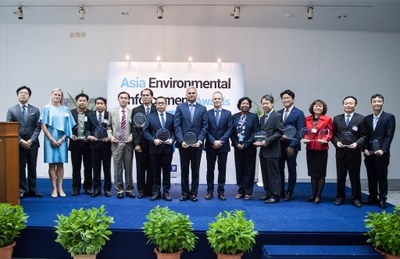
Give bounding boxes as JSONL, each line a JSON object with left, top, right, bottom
{"left": 311, "top": 128, "right": 317, "bottom": 133}
{"left": 84, "top": 116, "right": 88, "bottom": 122}
{"left": 352, "top": 126, "right": 358, "bottom": 132}
{"left": 65, "top": 113, "right": 69, "bottom": 117}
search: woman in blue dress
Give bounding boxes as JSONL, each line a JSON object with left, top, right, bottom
{"left": 39, "top": 88, "right": 75, "bottom": 198}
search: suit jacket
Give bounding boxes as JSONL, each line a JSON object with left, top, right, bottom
{"left": 305, "top": 115, "right": 333, "bottom": 151}
{"left": 107, "top": 107, "right": 133, "bottom": 151}
{"left": 143, "top": 112, "right": 175, "bottom": 154}
{"left": 259, "top": 111, "right": 284, "bottom": 158}
{"left": 6, "top": 104, "right": 41, "bottom": 148}
{"left": 278, "top": 106, "right": 305, "bottom": 151}
{"left": 69, "top": 108, "right": 92, "bottom": 151}
{"left": 174, "top": 102, "right": 208, "bottom": 147}
{"left": 361, "top": 111, "right": 396, "bottom": 155}
{"left": 87, "top": 110, "right": 111, "bottom": 150}
{"left": 230, "top": 112, "right": 260, "bottom": 149}
{"left": 332, "top": 113, "right": 365, "bottom": 159}
{"left": 205, "top": 108, "right": 233, "bottom": 153}
{"left": 131, "top": 104, "right": 157, "bottom": 147}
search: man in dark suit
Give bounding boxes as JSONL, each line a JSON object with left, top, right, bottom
{"left": 87, "top": 97, "right": 112, "bottom": 197}
{"left": 143, "top": 96, "right": 175, "bottom": 201}
{"left": 332, "top": 96, "right": 365, "bottom": 208}
{"left": 131, "top": 88, "right": 157, "bottom": 198}
{"left": 6, "top": 86, "right": 43, "bottom": 198}
{"left": 255, "top": 94, "right": 284, "bottom": 203}
{"left": 69, "top": 93, "right": 93, "bottom": 196}
{"left": 174, "top": 86, "right": 208, "bottom": 202}
{"left": 278, "top": 89, "right": 305, "bottom": 201}
{"left": 362, "top": 94, "right": 396, "bottom": 209}
{"left": 205, "top": 91, "right": 233, "bottom": 200}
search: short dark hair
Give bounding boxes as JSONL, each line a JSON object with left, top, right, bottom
{"left": 141, "top": 88, "right": 154, "bottom": 96}
{"left": 309, "top": 99, "right": 328, "bottom": 115}
{"left": 156, "top": 96, "right": 166, "bottom": 103}
{"left": 16, "top": 86, "right": 31, "bottom": 96}
{"left": 118, "top": 91, "right": 130, "bottom": 99}
{"left": 371, "top": 94, "right": 384, "bottom": 102}
{"left": 236, "top": 97, "right": 252, "bottom": 110}
{"left": 75, "top": 93, "right": 89, "bottom": 101}
{"left": 261, "top": 94, "right": 274, "bottom": 104}
{"left": 95, "top": 97, "right": 107, "bottom": 105}
{"left": 280, "top": 89, "right": 295, "bottom": 99}
{"left": 342, "top": 96, "right": 358, "bottom": 105}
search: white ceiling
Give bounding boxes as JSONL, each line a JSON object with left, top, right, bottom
{"left": 0, "top": 0, "right": 399, "bottom": 32}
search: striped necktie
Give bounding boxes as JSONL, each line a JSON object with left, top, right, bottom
{"left": 119, "top": 109, "right": 126, "bottom": 141}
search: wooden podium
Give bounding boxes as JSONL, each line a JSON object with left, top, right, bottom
{"left": 0, "top": 122, "right": 20, "bottom": 205}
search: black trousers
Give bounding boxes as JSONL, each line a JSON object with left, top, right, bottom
{"left": 151, "top": 152, "right": 173, "bottom": 194}
{"left": 71, "top": 141, "right": 92, "bottom": 192}
{"left": 279, "top": 148, "right": 299, "bottom": 195}
{"left": 364, "top": 154, "right": 390, "bottom": 201}
{"left": 206, "top": 149, "right": 228, "bottom": 194}
{"left": 135, "top": 146, "right": 153, "bottom": 195}
{"left": 19, "top": 146, "right": 39, "bottom": 194}
{"left": 234, "top": 147, "right": 256, "bottom": 196}
{"left": 260, "top": 156, "right": 281, "bottom": 199}
{"left": 92, "top": 144, "right": 112, "bottom": 193}
{"left": 336, "top": 157, "right": 362, "bottom": 200}
{"left": 179, "top": 147, "right": 202, "bottom": 197}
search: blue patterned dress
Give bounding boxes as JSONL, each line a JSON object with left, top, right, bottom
{"left": 39, "top": 105, "right": 75, "bottom": 163}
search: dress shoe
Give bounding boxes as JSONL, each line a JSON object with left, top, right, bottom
{"left": 259, "top": 195, "right": 271, "bottom": 201}
{"left": 314, "top": 197, "right": 321, "bottom": 204}
{"left": 305, "top": 196, "right": 315, "bottom": 202}
{"left": 362, "top": 199, "right": 379, "bottom": 205}
{"left": 265, "top": 197, "right": 280, "bottom": 204}
{"left": 163, "top": 193, "right": 172, "bottom": 201}
{"left": 51, "top": 190, "right": 58, "bottom": 198}
{"left": 58, "top": 190, "right": 66, "bottom": 198}
{"left": 20, "top": 192, "right": 27, "bottom": 199}
{"left": 218, "top": 194, "right": 226, "bottom": 201}
{"left": 205, "top": 193, "right": 213, "bottom": 200}
{"left": 284, "top": 193, "right": 293, "bottom": 201}
{"left": 352, "top": 200, "right": 362, "bottom": 208}
{"left": 334, "top": 198, "right": 345, "bottom": 205}
{"left": 84, "top": 189, "right": 93, "bottom": 195}
{"left": 378, "top": 200, "right": 387, "bottom": 209}
{"left": 150, "top": 193, "right": 161, "bottom": 201}
{"left": 137, "top": 192, "right": 145, "bottom": 199}
{"left": 180, "top": 196, "right": 189, "bottom": 201}
{"left": 104, "top": 191, "right": 112, "bottom": 197}
{"left": 190, "top": 195, "right": 198, "bottom": 202}
{"left": 235, "top": 193, "right": 243, "bottom": 199}
{"left": 91, "top": 191, "right": 101, "bottom": 197}
{"left": 117, "top": 192, "right": 124, "bottom": 199}
{"left": 71, "top": 190, "right": 79, "bottom": 196}
{"left": 127, "top": 192, "right": 136, "bottom": 198}
{"left": 244, "top": 195, "right": 252, "bottom": 200}
{"left": 28, "top": 191, "right": 44, "bottom": 198}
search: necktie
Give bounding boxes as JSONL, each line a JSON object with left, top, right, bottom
{"left": 21, "top": 105, "right": 27, "bottom": 122}
{"left": 189, "top": 104, "right": 195, "bottom": 123}
{"left": 373, "top": 116, "right": 379, "bottom": 131}
{"left": 264, "top": 113, "right": 270, "bottom": 125}
{"left": 98, "top": 113, "right": 103, "bottom": 124}
{"left": 215, "top": 110, "right": 221, "bottom": 126}
{"left": 119, "top": 109, "right": 126, "bottom": 141}
{"left": 160, "top": 113, "right": 165, "bottom": 128}
{"left": 283, "top": 109, "right": 289, "bottom": 123}
{"left": 345, "top": 114, "right": 350, "bottom": 126}
{"left": 145, "top": 107, "right": 150, "bottom": 116}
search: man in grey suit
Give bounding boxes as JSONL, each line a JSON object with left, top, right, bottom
{"left": 107, "top": 91, "right": 135, "bottom": 199}
{"left": 332, "top": 96, "right": 365, "bottom": 208}
{"left": 6, "top": 86, "right": 43, "bottom": 198}
{"left": 254, "top": 94, "right": 284, "bottom": 203}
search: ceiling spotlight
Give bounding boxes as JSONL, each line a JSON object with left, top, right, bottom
{"left": 307, "top": 6, "right": 313, "bottom": 20}
{"left": 14, "top": 6, "right": 23, "bottom": 20}
{"left": 125, "top": 55, "right": 130, "bottom": 61}
{"left": 156, "top": 56, "right": 161, "bottom": 61}
{"left": 188, "top": 56, "right": 193, "bottom": 62}
{"left": 157, "top": 6, "right": 164, "bottom": 19}
{"left": 79, "top": 6, "right": 86, "bottom": 20}
{"left": 233, "top": 5, "right": 240, "bottom": 19}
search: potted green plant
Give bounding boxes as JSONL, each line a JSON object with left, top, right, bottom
{"left": 206, "top": 210, "right": 258, "bottom": 259}
{"left": 54, "top": 205, "right": 114, "bottom": 259}
{"left": 0, "top": 203, "right": 28, "bottom": 259}
{"left": 364, "top": 206, "right": 400, "bottom": 259}
{"left": 142, "top": 206, "right": 197, "bottom": 259}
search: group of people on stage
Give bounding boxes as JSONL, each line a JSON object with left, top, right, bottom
{"left": 7, "top": 86, "right": 395, "bottom": 209}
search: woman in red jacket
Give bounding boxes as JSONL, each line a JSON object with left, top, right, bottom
{"left": 302, "top": 99, "right": 333, "bottom": 204}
